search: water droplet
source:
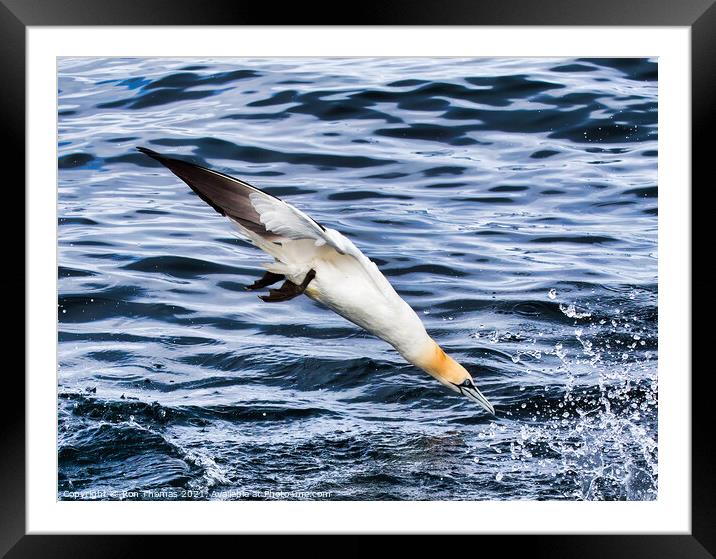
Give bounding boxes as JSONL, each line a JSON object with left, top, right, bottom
{"left": 548, "top": 288, "right": 557, "bottom": 300}
{"left": 560, "top": 303, "right": 591, "bottom": 319}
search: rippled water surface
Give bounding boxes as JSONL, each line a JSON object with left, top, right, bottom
{"left": 58, "top": 57, "right": 658, "bottom": 500}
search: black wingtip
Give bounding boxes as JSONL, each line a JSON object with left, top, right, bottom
{"left": 137, "top": 146, "right": 181, "bottom": 168}
{"left": 137, "top": 146, "right": 162, "bottom": 159}
{"left": 137, "top": 146, "right": 203, "bottom": 170}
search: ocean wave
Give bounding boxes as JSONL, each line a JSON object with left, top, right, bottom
{"left": 58, "top": 56, "right": 658, "bottom": 501}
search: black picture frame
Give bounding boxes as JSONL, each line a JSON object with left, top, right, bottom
{"left": 5, "top": 0, "right": 709, "bottom": 556}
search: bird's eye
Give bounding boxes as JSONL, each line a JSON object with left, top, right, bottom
{"left": 462, "top": 379, "right": 472, "bottom": 387}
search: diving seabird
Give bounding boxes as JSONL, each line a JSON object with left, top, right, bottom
{"left": 138, "top": 147, "right": 495, "bottom": 414}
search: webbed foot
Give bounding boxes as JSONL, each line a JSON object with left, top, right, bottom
{"left": 258, "top": 269, "right": 316, "bottom": 302}
{"left": 245, "top": 271, "right": 285, "bottom": 291}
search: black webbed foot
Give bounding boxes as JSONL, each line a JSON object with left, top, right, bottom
{"left": 258, "top": 269, "right": 316, "bottom": 303}
{"left": 245, "top": 271, "right": 285, "bottom": 291}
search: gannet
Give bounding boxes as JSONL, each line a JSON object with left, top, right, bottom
{"left": 138, "top": 147, "right": 495, "bottom": 414}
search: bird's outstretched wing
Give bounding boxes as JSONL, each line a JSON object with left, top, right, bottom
{"left": 137, "top": 147, "right": 337, "bottom": 249}
{"left": 138, "top": 147, "right": 393, "bottom": 293}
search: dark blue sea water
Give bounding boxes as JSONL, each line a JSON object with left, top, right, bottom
{"left": 57, "top": 57, "right": 658, "bottom": 501}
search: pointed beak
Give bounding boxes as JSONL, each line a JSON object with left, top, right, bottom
{"left": 453, "top": 381, "right": 495, "bottom": 415}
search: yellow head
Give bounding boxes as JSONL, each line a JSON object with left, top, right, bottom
{"left": 415, "top": 340, "right": 495, "bottom": 415}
